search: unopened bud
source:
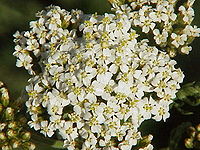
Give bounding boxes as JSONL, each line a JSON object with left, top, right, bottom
{"left": 196, "top": 133, "right": 200, "bottom": 141}
{"left": 169, "top": 49, "right": 176, "bottom": 58}
{"left": 196, "top": 124, "right": 200, "bottom": 132}
{"left": 0, "top": 81, "right": 4, "bottom": 88}
{"left": 185, "top": 138, "right": 194, "bottom": 149}
{"left": 12, "top": 141, "right": 21, "bottom": 149}
{"left": 7, "top": 129, "right": 17, "bottom": 138}
{"left": 0, "top": 123, "right": 6, "bottom": 131}
{"left": 188, "top": 126, "right": 196, "bottom": 137}
{"left": 0, "top": 104, "right": 3, "bottom": 113}
{"left": 24, "top": 142, "right": 36, "bottom": 150}
{"left": 21, "top": 132, "right": 31, "bottom": 141}
{"left": 0, "top": 87, "right": 9, "bottom": 107}
{"left": 2, "top": 144, "right": 12, "bottom": 150}
{"left": 8, "top": 121, "right": 18, "bottom": 129}
{"left": 0, "top": 132, "right": 7, "bottom": 140}
{"left": 5, "top": 107, "right": 14, "bottom": 120}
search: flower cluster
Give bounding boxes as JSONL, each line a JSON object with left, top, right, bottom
{"left": 184, "top": 124, "right": 200, "bottom": 149}
{"left": 0, "top": 81, "right": 35, "bottom": 150}
{"left": 110, "top": 0, "right": 200, "bottom": 56}
{"left": 13, "top": 4, "right": 185, "bottom": 150}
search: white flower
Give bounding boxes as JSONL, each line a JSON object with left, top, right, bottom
{"left": 139, "top": 16, "right": 156, "bottom": 33}
{"left": 92, "top": 79, "right": 115, "bottom": 100}
{"left": 49, "top": 115, "right": 65, "bottom": 129}
{"left": 165, "top": 6, "right": 177, "bottom": 21}
{"left": 96, "top": 71, "right": 112, "bottom": 85}
{"left": 181, "top": 46, "right": 192, "bottom": 54}
{"left": 79, "top": 16, "right": 97, "bottom": 33}
{"left": 124, "top": 129, "right": 141, "bottom": 146}
{"left": 179, "top": 6, "right": 194, "bottom": 24}
{"left": 171, "top": 33, "right": 187, "bottom": 48}
{"left": 28, "top": 114, "right": 41, "bottom": 131}
{"left": 26, "top": 39, "right": 40, "bottom": 56}
{"left": 63, "top": 140, "right": 76, "bottom": 150}
{"left": 16, "top": 53, "right": 32, "bottom": 70}
{"left": 83, "top": 133, "right": 98, "bottom": 148}
{"left": 104, "top": 100, "right": 120, "bottom": 118}
{"left": 47, "top": 94, "right": 63, "bottom": 115}
{"left": 171, "top": 68, "right": 185, "bottom": 83}
{"left": 13, "top": 45, "right": 26, "bottom": 57}
{"left": 26, "top": 82, "right": 43, "bottom": 100}
{"left": 152, "top": 102, "right": 170, "bottom": 122}
{"left": 40, "top": 121, "right": 54, "bottom": 137}
{"left": 137, "top": 97, "right": 156, "bottom": 120}
{"left": 149, "top": 5, "right": 168, "bottom": 22}
{"left": 153, "top": 29, "right": 168, "bottom": 45}
{"left": 183, "top": 25, "right": 200, "bottom": 37}
{"left": 59, "top": 121, "right": 78, "bottom": 141}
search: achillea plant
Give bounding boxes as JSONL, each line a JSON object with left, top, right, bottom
{"left": 0, "top": 81, "right": 35, "bottom": 150}
{"left": 0, "top": 0, "right": 199, "bottom": 149}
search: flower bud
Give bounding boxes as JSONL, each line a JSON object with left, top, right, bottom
{"left": 2, "top": 144, "right": 12, "bottom": 150}
{"left": 0, "top": 88, "right": 9, "bottom": 107}
{"left": 196, "top": 124, "right": 200, "bottom": 132}
{"left": 5, "top": 107, "right": 14, "bottom": 120}
{"left": 21, "top": 132, "right": 31, "bottom": 141}
{"left": 7, "top": 129, "right": 17, "bottom": 138}
{"left": 0, "top": 104, "right": 3, "bottom": 113}
{"left": 0, "top": 132, "right": 7, "bottom": 141}
{"left": 0, "top": 123, "right": 6, "bottom": 131}
{"left": 24, "top": 142, "right": 36, "bottom": 150}
{"left": 196, "top": 133, "right": 200, "bottom": 141}
{"left": 0, "top": 81, "right": 4, "bottom": 88}
{"left": 167, "top": 48, "right": 176, "bottom": 58}
{"left": 12, "top": 141, "right": 21, "bottom": 149}
{"left": 185, "top": 138, "right": 194, "bottom": 148}
{"left": 188, "top": 126, "right": 196, "bottom": 137}
{"left": 8, "top": 121, "right": 18, "bottom": 129}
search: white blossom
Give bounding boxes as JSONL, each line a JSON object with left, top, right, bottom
{"left": 13, "top": 4, "right": 187, "bottom": 150}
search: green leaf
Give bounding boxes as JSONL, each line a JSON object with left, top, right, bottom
{"left": 174, "top": 82, "right": 200, "bottom": 114}
{"left": 169, "top": 122, "right": 192, "bottom": 150}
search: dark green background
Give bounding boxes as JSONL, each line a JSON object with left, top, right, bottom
{"left": 0, "top": 0, "right": 200, "bottom": 149}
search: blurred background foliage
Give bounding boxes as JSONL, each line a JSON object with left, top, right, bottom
{"left": 0, "top": 0, "right": 200, "bottom": 149}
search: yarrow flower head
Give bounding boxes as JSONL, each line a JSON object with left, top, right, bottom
{"left": 110, "top": 0, "right": 200, "bottom": 57}
{"left": 13, "top": 3, "right": 186, "bottom": 150}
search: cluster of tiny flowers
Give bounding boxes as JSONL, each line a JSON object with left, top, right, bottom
{"left": 0, "top": 81, "right": 35, "bottom": 150}
{"left": 13, "top": 4, "right": 184, "bottom": 150}
{"left": 184, "top": 124, "right": 200, "bottom": 149}
{"left": 111, "top": 0, "right": 200, "bottom": 56}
